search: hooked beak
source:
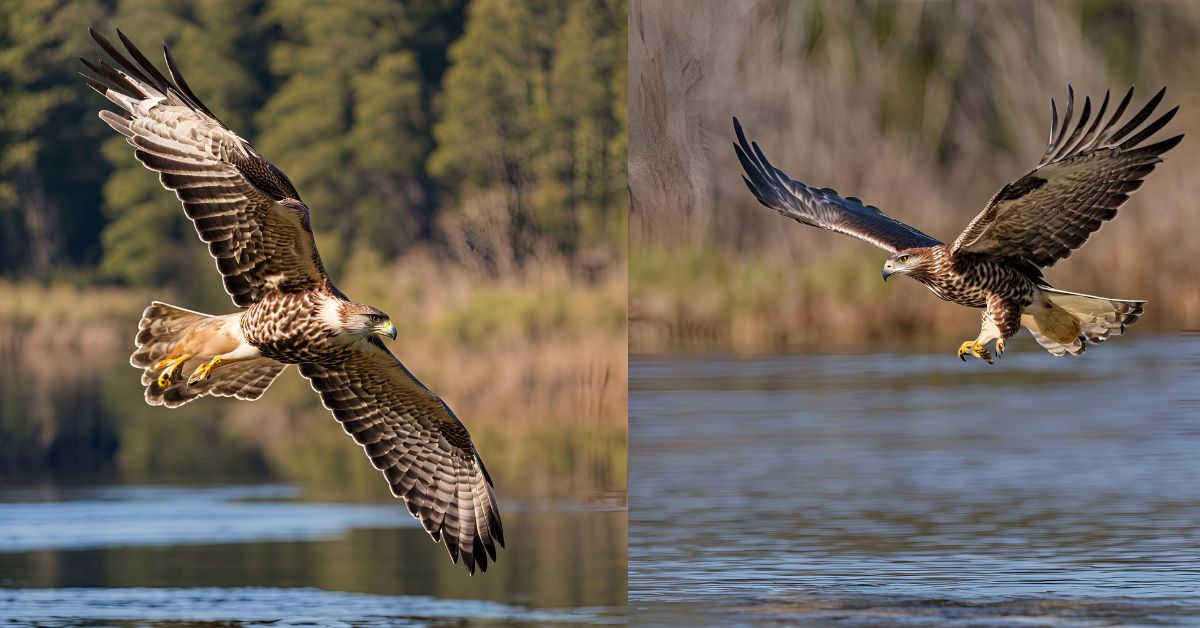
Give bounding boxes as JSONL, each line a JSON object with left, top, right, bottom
{"left": 379, "top": 320, "right": 397, "bottom": 340}
{"left": 882, "top": 268, "right": 891, "bottom": 282}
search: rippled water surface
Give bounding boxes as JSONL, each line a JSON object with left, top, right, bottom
{"left": 630, "top": 336, "right": 1200, "bottom": 626}
{"left": 0, "top": 484, "right": 625, "bottom": 626}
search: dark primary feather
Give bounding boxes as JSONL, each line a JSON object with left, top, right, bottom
{"left": 954, "top": 85, "right": 1183, "bottom": 269}
{"left": 82, "top": 29, "right": 326, "bottom": 307}
{"left": 88, "top": 28, "right": 156, "bottom": 90}
{"left": 116, "top": 30, "right": 176, "bottom": 97}
{"left": 160, "top": 39, "right": 225, "bottom": 124}
{"left": 733, "top": 118, "right": 943, "bottom": 254}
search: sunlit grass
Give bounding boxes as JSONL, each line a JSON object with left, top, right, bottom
{"left": 631, "top": 237, "right": 1200, "bottom": 353}
{"left": 632, "top": 243, "right": 988, "bottom": 353}
{"left": 0, "top": 280, "right": 158, "bottom": 352}
{"left": 0, "top": 250, "right": 627, "bottom": 501}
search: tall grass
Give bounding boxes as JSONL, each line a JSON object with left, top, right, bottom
{"left": 0, "top": 280, "right": 159, "bottom": 352}
{"left": 630, "top": 0, "right": 1200, "bottom": 351}
{"left": 0, "top": 243, "right": 626, "bottom": 500}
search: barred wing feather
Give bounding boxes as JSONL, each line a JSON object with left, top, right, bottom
{"left": 733, "top": 117, "right": 943, "bottom": 253}
{"left": 299, "top": 340, "right": 504, "bottom": 575}
{"left": 82, "top": 29, "right": 331, "bottom": 307}
{"left": 953, "top": 86, "right": 1183, "bottom": 269}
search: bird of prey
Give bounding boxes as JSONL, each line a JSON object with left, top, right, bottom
{"left": 81, "top": 29, "right": 502, "bottom": 573}
{"left": 734, "top": 86, "right": 1181, "bottom": 362}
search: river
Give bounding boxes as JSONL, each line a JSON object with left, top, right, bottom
{"left": 630, "top": 335, "right": 1200, "bottom": 626}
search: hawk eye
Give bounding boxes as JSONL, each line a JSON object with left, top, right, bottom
{"left": 897, "top": 255, "right": 910, "bottom": 263}
{"left": 369, "top": 314, "right": 381, "bottom": 323}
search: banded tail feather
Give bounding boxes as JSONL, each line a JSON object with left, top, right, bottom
{"left": 132, "top": 302, "right": 285, "bottom": 407}
{"left": 1023, "top": 288, "right": 1145, "bottom": 356}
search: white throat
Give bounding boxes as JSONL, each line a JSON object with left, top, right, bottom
{"left": 319, "top": 296, "right": 346, "bottom": 333}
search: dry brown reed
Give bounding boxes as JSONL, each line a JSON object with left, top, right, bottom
{"left": 0, "top": 280, "right": 159, "bottom": 352}
{"left": 0, "top": 215, "right": 627, "bottom": 498}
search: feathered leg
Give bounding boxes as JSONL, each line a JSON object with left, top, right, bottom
{"left": 186, "top": 341, "right": 261, "bottom": 384}
{"left": 958, "top": 296, "right": 1021, "bottom": 364}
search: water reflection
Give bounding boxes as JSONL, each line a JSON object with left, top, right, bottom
{"left": 0, "top": 484, "right": 626, "bottom": 625}
{"left": 0, "top": 485, "right": 407, "bottom": 552}
{"left": 0, "top": 346, "right": 626, "bottom": 626}
{"left": 630, "top": 336, "right": 1200, "bottom": 625}
{"left": 0, "top": 587, "right": 617, "bottom": 625}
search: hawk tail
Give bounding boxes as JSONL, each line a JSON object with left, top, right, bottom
{"left": 1023, "top": 288, "right": 1145, "bottom": 356}
{"left": 132, "top": 301, "right": 285, "bottom": 407}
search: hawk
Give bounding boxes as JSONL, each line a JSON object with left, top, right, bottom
{"left": 734, "top": 86, "right": 1182, "bottom": 362}
{"left": 81, "top": 29, "right": 502, "bottom": 573}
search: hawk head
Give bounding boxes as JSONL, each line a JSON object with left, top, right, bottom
{"left": 881, "top": 250, "right": 928, "bottom": 282}
{"left": 338, "top": 302, "right": 397, "bottom": 340}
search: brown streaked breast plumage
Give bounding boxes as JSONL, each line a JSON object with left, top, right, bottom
{"left": 242, "top": 290, "right": 348, "bottom": 365}
{"left": 909, "top": 245, "right": 1038, "bottom": 310}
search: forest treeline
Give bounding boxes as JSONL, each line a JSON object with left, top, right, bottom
{"left": 1, "top": 0, "right": 626, "bottom": 295}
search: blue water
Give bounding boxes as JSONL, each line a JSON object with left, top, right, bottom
{"left": 630, "top": 335, "right": 1200, "bottom": 625}
{"left": 0, "top": 587, "right": 614, "bottom": 626}
{"left": 0, "top": 485, "right": 407, "bottom": 552}
{"left": 0, "top": 484, "right": 625, "bottom": 626}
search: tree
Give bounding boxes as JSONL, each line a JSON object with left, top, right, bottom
{"left": 96, "top": 0, "right": 268, "bottom": 303}
{"left": 429, "top": 0, "right": 626, "bottom": 263}
{"left": 0, "top": 0, "right": 107, "bottom": 275}
{"left": 547, "top": 0, "right": 627, "bottom": 257}
{"left": 256, "top": 0, "right": 441, "bottom": 264}
{"left": 1, "top": 0, "right": 627, "bottom": 284}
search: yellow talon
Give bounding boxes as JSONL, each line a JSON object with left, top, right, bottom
{"left": 188, "top": 356, "right": 222, "bottom": 385}
{"left": 995, "top": 338, "right": 1006, "bottom": 358}
{"left": 155, "top": 354, "right": 191, "bottom": 388}
{"left": 956, "top": 341, "right": 993, "bottom": 364}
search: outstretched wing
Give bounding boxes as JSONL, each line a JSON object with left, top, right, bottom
{"left": 953, "top": 86, "right": 1183, "bottom": 268}
{"left": 733, "top": 118, "right": 943, "bottom": 253}
{"left": 81, "top": 29, "right": 333, "bottom": 307}
{"left": 299, "top": 340, "right": 503, "bottom": 575}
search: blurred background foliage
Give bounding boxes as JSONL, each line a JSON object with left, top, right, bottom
{"left": 629, "top": 0, "right": 1200, "bottom": 352}
{"left": 0, "top": 0, "right": 626, "bottom": 501}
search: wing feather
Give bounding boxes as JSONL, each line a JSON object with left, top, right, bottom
{"left": 299, "top": 342, "right": 503, "bottom": 575}
{"left": 954, "top": 86, "right": 1183, "bottom": 268}
{"left": 733, "top": 118, "right": 942, "bottom": 253}
{"left": 83, "top": 29, "right": 329, "bottom": 307}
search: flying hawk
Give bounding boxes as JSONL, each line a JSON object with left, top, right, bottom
{"left": 734, "top": 86, "right": 1182, "bottom": 362}
{"left": 81, "top": 29, "right": 502, "bottom": 573}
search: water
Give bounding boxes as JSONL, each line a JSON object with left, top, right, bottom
{"left": 0, "top": 484, "right": 625, "bottom": 626}
{"left": 630, "top": 335, "right": 1200, "bottom": 625}
{"left": 0, "top": 343, "right": 626, "bottom": 627}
